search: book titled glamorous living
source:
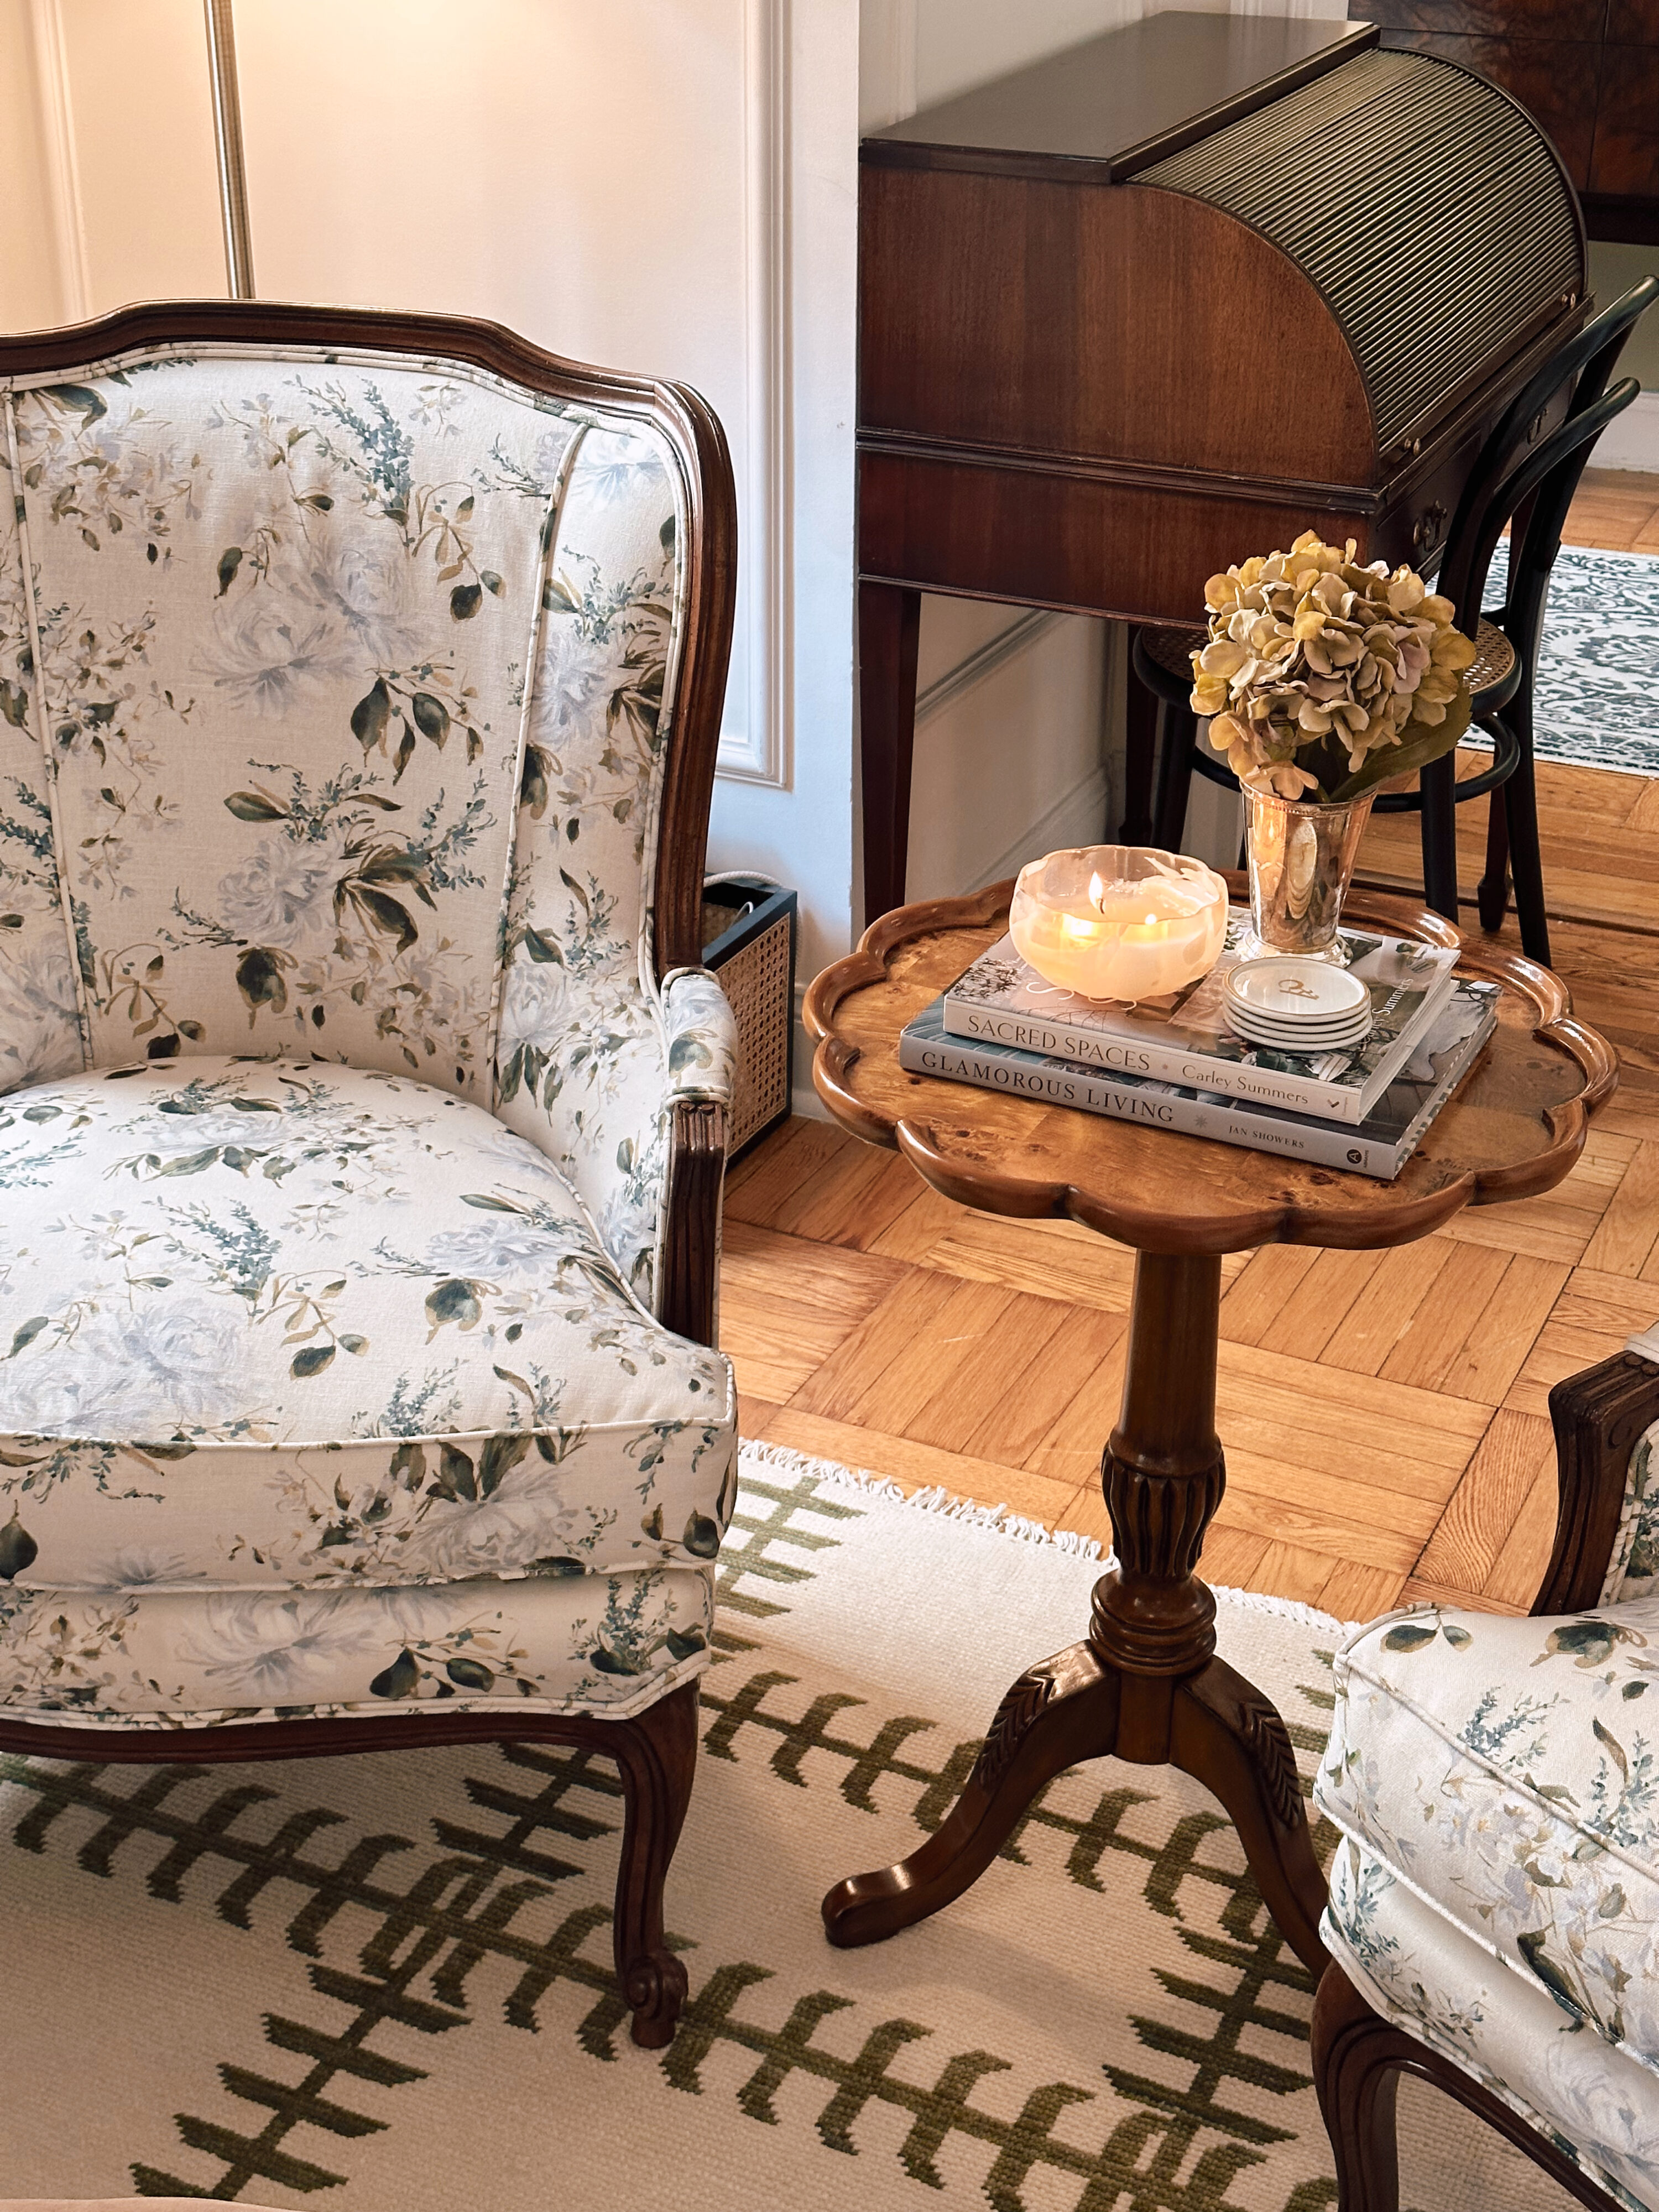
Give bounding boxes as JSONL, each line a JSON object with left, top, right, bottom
{"left": 942, "top": 911, "right": 1460, "bottom": 1127}
{"left": 901, "top": 979, "right": 1499, "bottom": 1181}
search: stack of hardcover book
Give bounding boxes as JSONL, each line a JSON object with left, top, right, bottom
{"left": 900, "top": 911, "right": 1499, "bottom": 1181}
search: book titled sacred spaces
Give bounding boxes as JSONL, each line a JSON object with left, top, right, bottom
{"left": 942, "top": 913, "right": 1460, "bottom": 1127}
{"left": 900, "top": 979, "right": 1499, "bottom": 1182}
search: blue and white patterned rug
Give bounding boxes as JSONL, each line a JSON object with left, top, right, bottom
{"left": 1486, "top": 540, "right": 1659, "bottom": 778}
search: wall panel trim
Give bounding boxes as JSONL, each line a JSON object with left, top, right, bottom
{"left": 28, "top": 0, "right": 89, "bottom": 323}
{"left": 717, "top": 0, "right": 795, "bottom": 789}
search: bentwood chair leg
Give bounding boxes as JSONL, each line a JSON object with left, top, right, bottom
{"left": 1121, "top": 628, "right": 1160, "bottom": 844}
{"left": 1152, "top": 702, "right": 1198, "bottom": 851}
{"left": 1418, "top": 752, "right": 1460, "bottom": 925}
{"left": 1477, "top": 784, "right": 1512, "bottom": 933}
{"left": 1502, "top": 711, "right": 1551, "bottom": 966}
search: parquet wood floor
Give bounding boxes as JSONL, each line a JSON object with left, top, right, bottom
{"left": 718, "top": 472, "right": 1659, "bottom": 1621}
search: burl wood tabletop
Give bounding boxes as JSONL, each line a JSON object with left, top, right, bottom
{"left": 805, "top": 878, "right": 1616, "bottom": 1258}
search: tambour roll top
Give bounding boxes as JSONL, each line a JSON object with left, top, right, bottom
{"left": 1139, "top": 49, "right": 1584, "bottom": 467}
{"left": 859, "top": 27, "right": 1587, "bottom": 511}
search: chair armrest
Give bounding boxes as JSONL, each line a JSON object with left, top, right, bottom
{"left": 654, "top": 970, "right": 735, "bottom": 1347}
{"left": 661, "top": 967, "right": 738, "bottom": 1107}
{"left": 1537, "top": 1345, "right": 1659, "bottom": 1614}
{"left": 658, "top": 1098, "right": 727, "bottom": 1349}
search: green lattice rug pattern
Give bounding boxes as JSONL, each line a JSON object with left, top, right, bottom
{"left": 1, "top": 1446, "right": 1568, "bottom": 2210}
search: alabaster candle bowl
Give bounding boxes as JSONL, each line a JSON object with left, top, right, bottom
{"left": 1009, "top": 846, "right": 1228, "bottom": 1002}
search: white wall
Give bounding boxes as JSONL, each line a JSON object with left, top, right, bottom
{"left": 54, "top": 0, "right": 223, "bottom": 306}
{"left": 0, "top": 0, "right": 860, "bottom": 997}
{"left": 0, "top": 2, "right": 69, "bottom": 328}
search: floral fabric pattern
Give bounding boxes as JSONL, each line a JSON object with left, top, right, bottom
{"left": 1604, "top": 1421, "right": 1659, "bottom": 1605}
{"left": 8, "top": 355, "right": 559, "bottom": 1087}
{"left": 0, "top": 1057, "right": 735, "bottom": 1594}
{"left": 0, "top": 416, "right": 83, "bottom": 1091}
{"left": 488, "top": 411, "right": 719, "bottom": 1300}
{"left": 1325, "top": 1838, "right": 1659, "bottom": 2212}
{"left": 0, "top": 1562, "right": 712, "bottom": 1727}
{"left": 0, "top": 340, "right": 729, "bottom": 1316}
{"left": 0, "top": 337, "right": 733, "bottom": 1735}
{"left": 1317, "top": 1598, "right": 1659, "bottom": 2073}
{"left": 662, "top": 966, "right": 742, "bottom": 1104}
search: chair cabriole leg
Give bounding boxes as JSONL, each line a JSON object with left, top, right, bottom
{"left": 607, "top": 1678, "right": 700, "bottom": 2047}
{"left": 1311, "top": 1965, "right": 1405, "bottom": 2212}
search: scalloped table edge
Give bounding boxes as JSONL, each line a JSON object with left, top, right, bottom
{"left": 803, "top": 874, "right": 1618, "bottom": 1256}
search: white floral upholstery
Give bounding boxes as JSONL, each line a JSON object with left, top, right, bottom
{"left": 1604, "top": 1422, "right": 1659, "bottom": 1605}
{"left": 1326, "top": 1837, "right": 1659, "bottom": 2212}
{"left": 1317, "top": 1578, "right": 1659, "bottom": 2211}
{"left": 0, "top": 336, "right": 737, "bottom": 1730}
{"left": 0, "top": 1567, "right": 713, "bottom": 1729}
{"left": 0, "top": 1057, "right": 734, "bottom": 1592}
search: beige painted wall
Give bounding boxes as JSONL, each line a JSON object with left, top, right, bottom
{"left": 0, "top": 1, "right": 65, "bottom": 328}
{"left": 54, "top": 0, "right": 224, "bottom": 308}
{"left": 0, "top": 1, "right": 862, "bottom": 992}
{"left": 1590, "top": 242, "right": 1659, "bottom": 392}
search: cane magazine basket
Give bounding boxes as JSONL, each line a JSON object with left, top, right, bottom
{"left": 701, "top": 877, "right": 797, "bottom": 1159}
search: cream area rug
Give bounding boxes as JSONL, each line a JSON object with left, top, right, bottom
{"left": 1, "top": 1446, "right": 1568, "bottom": 2211}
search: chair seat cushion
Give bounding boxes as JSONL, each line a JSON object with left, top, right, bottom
{"left": 0, "top": 1563, "right": 712, "bottom": 1725}
{"left": 0, "top": 1057, "right": 735, "bottom": 1594}
{"left": 1326, "top": 1837, "right": 1659, "bottom": 2212}
{"left": 1315, "top": 1599, "right": 1659, "bottom": 2076}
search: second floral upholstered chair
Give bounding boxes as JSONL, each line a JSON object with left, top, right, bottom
{"left": 0, "top": 301, "right": 739, "bottom": 2048}
{"left": 1312, "top": 1321, "right": 1659, "bottom": 2209}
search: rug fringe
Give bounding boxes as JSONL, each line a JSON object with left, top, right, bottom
{"left": 739, "top": 1439, "right": 1104, "bottom": 1558}
{"left": 1203, "top": 1583, "right": 1354, "bottom": 1635}
{"left": 737, "top": 1438, "right": 1359, "bottom": 1629}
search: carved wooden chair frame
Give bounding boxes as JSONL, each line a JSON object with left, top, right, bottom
{"left": 0, "top": 299, "right": 738, "bottom": 2049}
{"left": 1312, "top": 1345, "right": 1659, "bottom": 2210}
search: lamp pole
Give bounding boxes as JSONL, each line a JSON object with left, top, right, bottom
{"left": 204, "top": 0, "right": 254, "bottom": 299}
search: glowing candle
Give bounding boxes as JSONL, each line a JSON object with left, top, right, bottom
{"left": 1009, "top": 846, "right": 1228, "bottom": 1001}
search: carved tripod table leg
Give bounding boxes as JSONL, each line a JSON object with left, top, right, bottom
{"left": 822, "top": 1250, "right": 1329, "bottom": 1976}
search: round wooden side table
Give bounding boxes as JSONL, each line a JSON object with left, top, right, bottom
{"left": 802, "top": 878, "right": 1615, "bottom": 1974}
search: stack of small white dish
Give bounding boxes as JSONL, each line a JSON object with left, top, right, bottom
{"left": 1222, "top": 956, "right": 1374, "bottom": 1054}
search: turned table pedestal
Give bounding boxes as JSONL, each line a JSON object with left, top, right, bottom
{"left": 803, "top": 879, "right": 1615, "bottom": 1974}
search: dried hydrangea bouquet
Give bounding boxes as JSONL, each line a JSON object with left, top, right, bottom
{"left": 1189, "top": 531, "right": 1478, "bottom": 959}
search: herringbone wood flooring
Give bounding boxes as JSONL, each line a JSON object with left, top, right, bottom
{"left": 718, "top": 473, "right": 1659, "bottom": 1619}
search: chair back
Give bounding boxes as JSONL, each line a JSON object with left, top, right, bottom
{"left": 1436, "top": 277, "right": 1656, "bottom": 641}
{"left": 0, "top": 305, "right": 734, "bottom": 1107}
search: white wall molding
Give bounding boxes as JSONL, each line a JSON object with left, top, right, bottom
{"left": 1594, "top": 390, "right": 1659, "bottom": 476}
{"left": 28, "top": 0, "right": 89, "bottom": 322}
{"left": 717, "top": 0, "right": 795, "bottom": 789}
{"left": 968, "top": 759, "right": 1110, "bottom": 892}
{"left": 915, "top": 607, "right": 1063, "bottom": 726}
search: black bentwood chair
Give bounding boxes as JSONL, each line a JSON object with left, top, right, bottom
{"left": 1128, "top": 278, "right": 1656, "bottom": 966}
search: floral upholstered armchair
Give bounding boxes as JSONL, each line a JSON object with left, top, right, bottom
{"left": 0, "top": 301, "right": 739, "bottom": 2048}
{"left": 1312, "top": 1321, "right": 1659, "bottom": 2211}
